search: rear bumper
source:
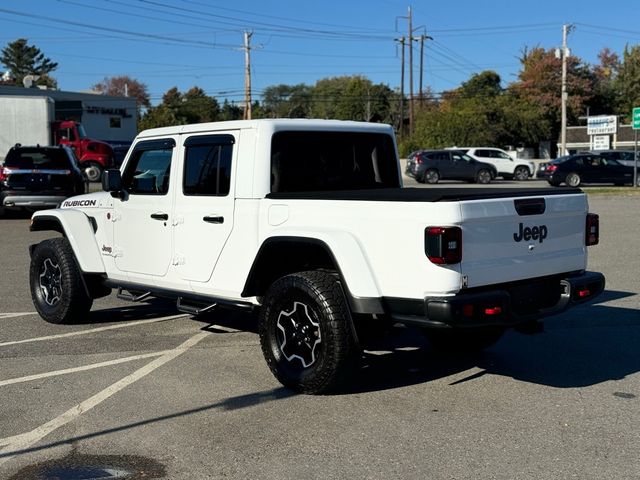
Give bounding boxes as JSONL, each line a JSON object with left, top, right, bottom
{"left": 2, "top": 194, "right": 67, "bottom": 208}
{"left": 388, "top": 271, "right": 605, "bottom": 329}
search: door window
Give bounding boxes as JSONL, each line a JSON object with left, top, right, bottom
{"left": 122, "top": 139, "right": 175, "bottom": 195}
{"left": 183, "top": 135, "right": 234, "bottom": 196}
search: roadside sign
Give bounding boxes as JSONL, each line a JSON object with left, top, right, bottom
{"left": 633, "top": 107, "right": 640, "bottom": 130}
{"left": 592, "top": 135, "right": 610, "bottom": 150}
{"left": 587, "top": 115, "right": 617, "bottom": 135}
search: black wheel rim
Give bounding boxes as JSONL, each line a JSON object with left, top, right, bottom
{"left": 39, "top": 258, "right": 62, "bottom": 306}
{"left": 276, "top": 301, "right": 322, "bottom": 369}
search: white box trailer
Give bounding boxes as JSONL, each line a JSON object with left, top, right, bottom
{"left": 0, "top": 96, "right": 54, "bottom": 161}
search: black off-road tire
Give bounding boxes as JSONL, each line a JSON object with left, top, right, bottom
{"left": 30, "top": 238, "right": 93, "bottom": 324}
{"left": 259, "top": 270, "right": 359, "bottom": 394}
{"left": 422, "top": 327, "right": 505, "bottom": 354}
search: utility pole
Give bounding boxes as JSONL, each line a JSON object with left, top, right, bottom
{"left": 560, "top": 24, "right": 573, "bottom": 156}
{"left": 418, "top": 33, "right": 432, "bottom": 104}
{"left": 407, "top": 6, "right": 414, "bottom": 135}
{"left": 243, "top": 30, "right": 253, "bottom": 120}
{"left": 395, "top": 37, "right": 406, "bottom": 140}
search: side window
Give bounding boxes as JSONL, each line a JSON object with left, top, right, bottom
{"left": 475, "top": 149, "right": 491, "bottom": 158}
{"left": 451, "top": 152, "right": 467, "bottom": 162}
{"left": 496, "top": 151, "right": 512, "bottom": 159}
{"left": 183, "top": 135, "right": 234, "bottom": 196}
{"left": 122, "top": 139, "right": 175, "bottom": 195}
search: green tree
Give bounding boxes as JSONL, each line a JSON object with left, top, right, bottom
{"left": 262, "top": 84, "right": 312, "bottom": 118}
{"left": 219, "top": 99, "right": 243, "bottom": 121}
{"left": 590, "top": 47, "right": 620, "bottom": 116}
{"left": 615, "top": 44, "right": 640, "bottom": 120}
{"left": 138, "top": 86, "right": 221, "bottom": 130}
{"left": 311, "top": 75, "right": 394, "bottom": 122}
{"left": 1, "top": 38, "right": 58, "bottom": 87}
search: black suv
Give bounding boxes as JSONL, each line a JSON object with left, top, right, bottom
{"left": 405, "top": 149, "right": 497, "bottom": 184}
{"left": 0, "top": 145, "right": 86, "bottom": 216}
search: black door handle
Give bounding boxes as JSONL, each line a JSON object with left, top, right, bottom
{"left": 150, "top": 213, "right": 169, "bottom": 221}
{"left": 203, "top": 216, "right": 224, "bottom": 224}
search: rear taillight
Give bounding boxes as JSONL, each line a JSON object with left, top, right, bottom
{"left": 415, "top": 157, "right": 423, "bottom": 164}
{"left": 425, "top": 226, "right": 462, "bottom": 264}
{"left": 0, "top": 167, "right": 6, "bottom": 181}
{"left": 547, "top": 164, "right": 558, "bottom": 173}
{"left": 586, "top": 213, "right": 599, "bottom": 246}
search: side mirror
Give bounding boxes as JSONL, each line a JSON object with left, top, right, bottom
{"left": 102, "top": 169, "right": 123, "bottom": 198}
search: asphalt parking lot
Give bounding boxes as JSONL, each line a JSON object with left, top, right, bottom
{"left": 1, "top": 181, "right": 639, "bottom": 479}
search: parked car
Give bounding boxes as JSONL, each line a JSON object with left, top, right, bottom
{"left": 449, "top": 147, "right": 535, "bottom": 180}
{"left": 590, "top": 150, "right": 639, "bottom": 168}
{"left": 536, "top": 161, "right": 550, "bottom": 178}
{"left": 543, "top": 153, "right": 640, "bottom": 187}
{"left": 0, "top": 145, "right": 86, "bottom": 216}
{"left": 405, "top": 149, "right": 497, "bottom": 184}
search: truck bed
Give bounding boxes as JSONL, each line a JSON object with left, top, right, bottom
{"left": 266, "top": 187, "right": 582, "bottom": 202}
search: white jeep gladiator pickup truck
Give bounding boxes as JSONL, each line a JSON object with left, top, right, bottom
{"left": 29, "top": 119, "right": 605, "bottom": 394}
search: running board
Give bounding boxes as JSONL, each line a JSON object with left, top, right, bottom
{"left": 177, "top": 297, "right": 217, "bottom": 315}
{"left": 117, "top": 287, "right": 151, "bottom": 302}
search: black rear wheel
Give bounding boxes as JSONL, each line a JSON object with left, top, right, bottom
{"left": 259, "top": 271, "right": 358, "bottom": 394}
{"left": 30, "top": 238, "right": 93, "bottom": 324}
{"left": 476, "top": 169, "right": 492, "bottom": 184}
{"left": 423, "top": 169, "right": 439, "bottom": 184}
{"left": 565, "top": 172, "right": 581, "bottom": 187}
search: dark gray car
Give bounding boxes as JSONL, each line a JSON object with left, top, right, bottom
{"left": 405, "top": 149, "right": 498, "bottom": 184}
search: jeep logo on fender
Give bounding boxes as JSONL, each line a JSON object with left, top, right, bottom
{"left": 513, "top": 223, "right": 548, "bottom": 243}
{"left": 62, "top": 199, "right": 97, "bottom": 208}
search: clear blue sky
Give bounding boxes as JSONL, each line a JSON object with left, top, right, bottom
{"left": 1, "top": 0, "right": 639, "bottom": 106}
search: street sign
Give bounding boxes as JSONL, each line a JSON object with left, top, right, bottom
{"left": 592, "top": 135, "right": 610, "bottom": 150}
{"left": 633, "top": 107, "right": 640, "bottom": 130}
{"left": 587, "top": 115, "right": 617, "bottom": 135}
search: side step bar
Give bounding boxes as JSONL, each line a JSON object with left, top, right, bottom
{"left": 177, "top": 297, "right": 217, "bottom": 315}
{"left": 117, "top": 287, "right": 151, "bottom": 302}
{"left": 106, "top": 280, "right": 256, "bottom": 314}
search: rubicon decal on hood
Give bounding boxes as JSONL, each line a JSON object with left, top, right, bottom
{"left": 62, "top": 199, "right": 97, "bottom": 208}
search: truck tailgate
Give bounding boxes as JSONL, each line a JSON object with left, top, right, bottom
{"left": 460, "top": 193, "right": 587, "bottom": 288}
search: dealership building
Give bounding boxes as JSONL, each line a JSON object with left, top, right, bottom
{"left": 0, "top": 85, "right": 137, "bottom": 144}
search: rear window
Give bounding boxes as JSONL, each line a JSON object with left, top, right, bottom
{"left": 5, "top": 149, "right": 71, "bottom": 170}
{"left": 271, "top": 131, "right": 399, "bottom": 192}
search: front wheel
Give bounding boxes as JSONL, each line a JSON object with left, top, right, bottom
{"left": 476, "top": 169, "right": 492, "bottom": 184}
{"left": 423, "top": 327, "right": 505, "bottom": 353}
{"left": 83, "top": 162, "right": 103, "bottom": 182}
{"left": 30, "top": 238, "right": 93, "bottom": 324}
{"left": 565, "top": 172, "right": 581, "bottom": 187}
{"left": 514, "top": 166, "right": 530, "bottom": 181}
{"left": 259, "top": 271, "right": 359, "bottom": 394}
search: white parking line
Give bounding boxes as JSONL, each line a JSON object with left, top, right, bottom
{"left": 0, "top": 314, "right": 186, "bottom": 348}
{"left": 0, "top": 351, "right": 171, "bottom": 387}
{"left": 0, "top": 331, "right": 209, "bottom": 465}
{"left": 0, "top": 312, "right": 37, "bottom": 319}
